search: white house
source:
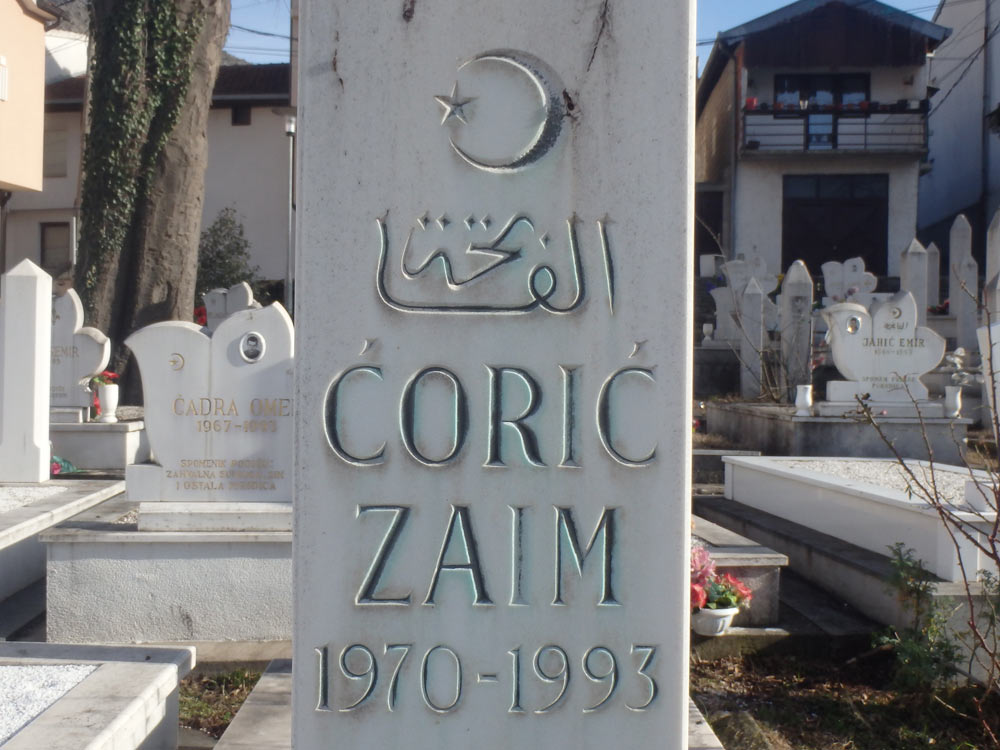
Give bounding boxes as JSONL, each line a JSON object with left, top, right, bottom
{"left": 918, "top": 0, "right": 1000, "bottom": 260}
{"left": 4, "top": 63, "right": 294, "bottom": 285}
{"left": 697, "top": 0, "right": 950, "bottom": 278}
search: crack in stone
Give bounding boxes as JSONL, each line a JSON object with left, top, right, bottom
{"left": 587, "top": 0, "right": 611, "bottom": 72}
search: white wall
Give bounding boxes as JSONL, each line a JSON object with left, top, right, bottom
{"left": 5, "top": 107, "right": 292, "bottom": 282}
{"left": 202, "top": 106, "right": 292, "bottom": 281}
{"left": 734, "top": 156, "right": 919, "bottom": 276}
{"left": 920, "top": 0, "right": 988, "bottom": 228}
{"left": 5, "top": 110, "right": 83, "bottom": 270}
{"left": 44, "top": 30, "right": 87, "bottom": 83}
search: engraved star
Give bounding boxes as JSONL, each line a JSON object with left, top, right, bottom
{"left": 480, "top": 215, "right": 492, "bottom": 230}
{"left": 539, "top": 233, "right": 550, "bottom": 249}
{"left": 629, "top": 340, "right": 647, "bottom": 359}
{"left": 436, "top": 214, "right": 451, "bottom": 230}
{"left": 464, "top": 215, "right": 477, "bottom": 230}
{"left": 434, "top": 82, "right": 475, "bottom": 125}
{"left": 416, "top": 212, "right": 430, "bottom": 230}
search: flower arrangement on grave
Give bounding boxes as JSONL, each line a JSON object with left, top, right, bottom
{"left": 690, "top": 545, "right": 752, "bottom": 613}
{"left": 90, "top": 370, "right": 119, "bottom": 418}
{"left": 91, "top": 370, "right": 119, "bottom": 387}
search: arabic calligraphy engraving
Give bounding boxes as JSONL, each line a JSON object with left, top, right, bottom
{"left": 376, "top": 214, "right": 614, "bottom": 315}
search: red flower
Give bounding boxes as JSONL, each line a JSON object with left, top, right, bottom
{"left": 194, "top": 306, "right": 207, "bottom": 326}
{"left": 691, "top": 582, "right": 707, "bottom": 611}
{"left": 720, "top": 573, "right": 753, "bottom": 604}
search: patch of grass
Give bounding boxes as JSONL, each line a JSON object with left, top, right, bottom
{"left": 691, "top": 653, "right": 1000, "bottom": 750}
{"left": 179, "top": 668, "right": 261, "bottom": 739}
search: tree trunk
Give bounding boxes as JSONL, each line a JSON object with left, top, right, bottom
{"left": 76, "top": 0, "right": 230, "bottom": 402}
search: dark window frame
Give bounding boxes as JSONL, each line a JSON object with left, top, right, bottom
{"left": 231, "top": 105, "right": 252, "bottom": 126}
{"left": 40, "top": 221, "right": 73, "bottom": 274}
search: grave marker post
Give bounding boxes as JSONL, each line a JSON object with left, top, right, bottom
{"left": 780, "top": 261, "right": 814, "bottom": 399}
{"left": 949, "top": 215, "right": 978, "bottom": 351}
{"left": 0, "top": 261, "right": 51, "bottom": 482}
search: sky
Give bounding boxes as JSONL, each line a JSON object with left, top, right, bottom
{"left": 225, "top": 0, "right": 940, "bottom": 65}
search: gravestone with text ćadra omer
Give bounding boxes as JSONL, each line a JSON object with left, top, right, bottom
{"left": 125, "top": 304, "right": 293, "bottom": 504}
{"left": 293, "top": 2, "right": 694, "bottom": 748}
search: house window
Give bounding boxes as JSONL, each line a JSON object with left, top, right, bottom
{"left": 232, "top": 105, "right": 252, "bottom": 126}
{"left": 43, "top": 130, "right": 68, "bottom": 178}
{"left": 40, "top": 222, "right": 73, "bottom": 275}
{"left": 782, "top": 174, "right": 888, "bottom": 276}
{"left": 774, "top": 74, "right": 870, "bottom": 150}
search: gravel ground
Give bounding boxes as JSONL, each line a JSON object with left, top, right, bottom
{"left": 780, "top": 458, "right": 975, "bottom": 507}
{"left": 0, "top": 485, "right": 66, "bottom": 514}
{"left": 0, "top": 664, "right": 96, "bottom": 743}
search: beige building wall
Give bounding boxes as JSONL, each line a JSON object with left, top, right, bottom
{"left": 733, "top": 156, "right": 919, "bottom": 277}
{"left": 0, "top": 0, "right": 53, "bottom": 192}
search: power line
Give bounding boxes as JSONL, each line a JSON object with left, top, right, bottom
{"left": 229, "top": 23, "right": 295, "bottom": 41}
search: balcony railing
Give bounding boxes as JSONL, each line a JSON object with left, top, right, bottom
{"left": 741, "top": 101, "right": 928, "bottom": 155}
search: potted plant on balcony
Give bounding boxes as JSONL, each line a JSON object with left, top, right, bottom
{"left": 691, "top": 545, "right": 753, "bottom": 636}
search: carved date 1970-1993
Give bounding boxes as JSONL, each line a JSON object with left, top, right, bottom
{"left": 315, "top": 641, "right": 658, "bottom": 715}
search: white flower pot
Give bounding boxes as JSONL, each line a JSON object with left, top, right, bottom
{"left": 945, "top": 385, "right": 962, "bottom": 418}
{"left": 794, "top": 384, "right": 813, "bottom": 416}
{"left": 691, "top": 607, "right": 739, "bottom": 637}
{"left": 97, "top": 383, "right": 119, "bottom": 423}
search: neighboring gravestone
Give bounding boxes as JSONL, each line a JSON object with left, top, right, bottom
{"left": 294, "top": 2, "right": 692, "bottom": 748}
{"left": 949, "top": 215, "right": 978, "bottom": 351}
{"left": 986, "top": 209, "right": 1000, "bottom": 291}
{"left": 740, "top": 278, "right": 765, "bottom": 399}
{"left": 0, "top": 261, "right": 51, "bottom": 482}
{"left": 900, "top": 239, "right": 929, "bottom": 326}
{"left": 926, "top": 242, "right": 940, "bottom": 309}
{"left": 821, "top": 291, "right": 945, "bottom": 402}
{"left": 50, "top": 289, "right": 110, "bottom": 423}
{"left": 710, "top": 256, "right": 778, "bottom": 343}
{"left": 820, "top": 257, "right": 882, "bottom": 308}
{"left": 780, "top": 260, "right": 814, "bottom": 398}
{"left": 125, "top": 304, "right": 293, "bottom": 516}
{"left": 203, "top": 282, "right": 261, "bottom": 333}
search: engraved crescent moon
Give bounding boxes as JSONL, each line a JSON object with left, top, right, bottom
{"left": 450, "top": 50, "right": 565, "bottom": 173}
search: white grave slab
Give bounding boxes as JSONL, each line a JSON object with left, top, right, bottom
{"left": 294, "top": 2, "right": 692, "bottom": 748}
{"left": 49, "top": 289, "right": 109, "bottom": 422}
{"left": 0, "top": 261, "right": 51, "bottom": 483}
{"left": 125, "top": 304, "right": 293, "bottom": 503}
{"left": 821, "top": 291, "right": 945, "bottom": 402}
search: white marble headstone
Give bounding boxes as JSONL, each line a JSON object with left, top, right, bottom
{"left": 900, "top": 239, "right": 929, "bottom": 327}
{"left": 821, "top": 257, "right": 881, "bottom": 308}
{"left": 202, "top": 282, "right": 261, "bottom": 333}
{"left": 821, "top": 291, "right": 945, "bottom": 402}
{"left": 779, "top": 260, "right": 814, "bottom": 394}
{"left": 50, "top": 289, "right": 110, "bottom": 419}
{"left": 294, "top": 2, "right": 693, "bottom": 748}
{"left": 0, "top": 261, "right": 51, "bottom": 483}
{"left": 949, "top": 215, "right": 978, "bottom": 351}
{"left": 126, "top": 304, "right": 293, "bottom": 502}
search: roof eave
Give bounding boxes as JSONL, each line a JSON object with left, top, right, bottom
{"left": 719, "top": 0, "right": 951, "bottom": 47}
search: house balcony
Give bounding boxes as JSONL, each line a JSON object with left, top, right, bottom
{"left": 740, "top": 101, "right": 928, "bottom": 157}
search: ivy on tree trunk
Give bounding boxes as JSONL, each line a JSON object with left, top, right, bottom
{"left": 76, "top": 0, "right": 230, "bottom": 400}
